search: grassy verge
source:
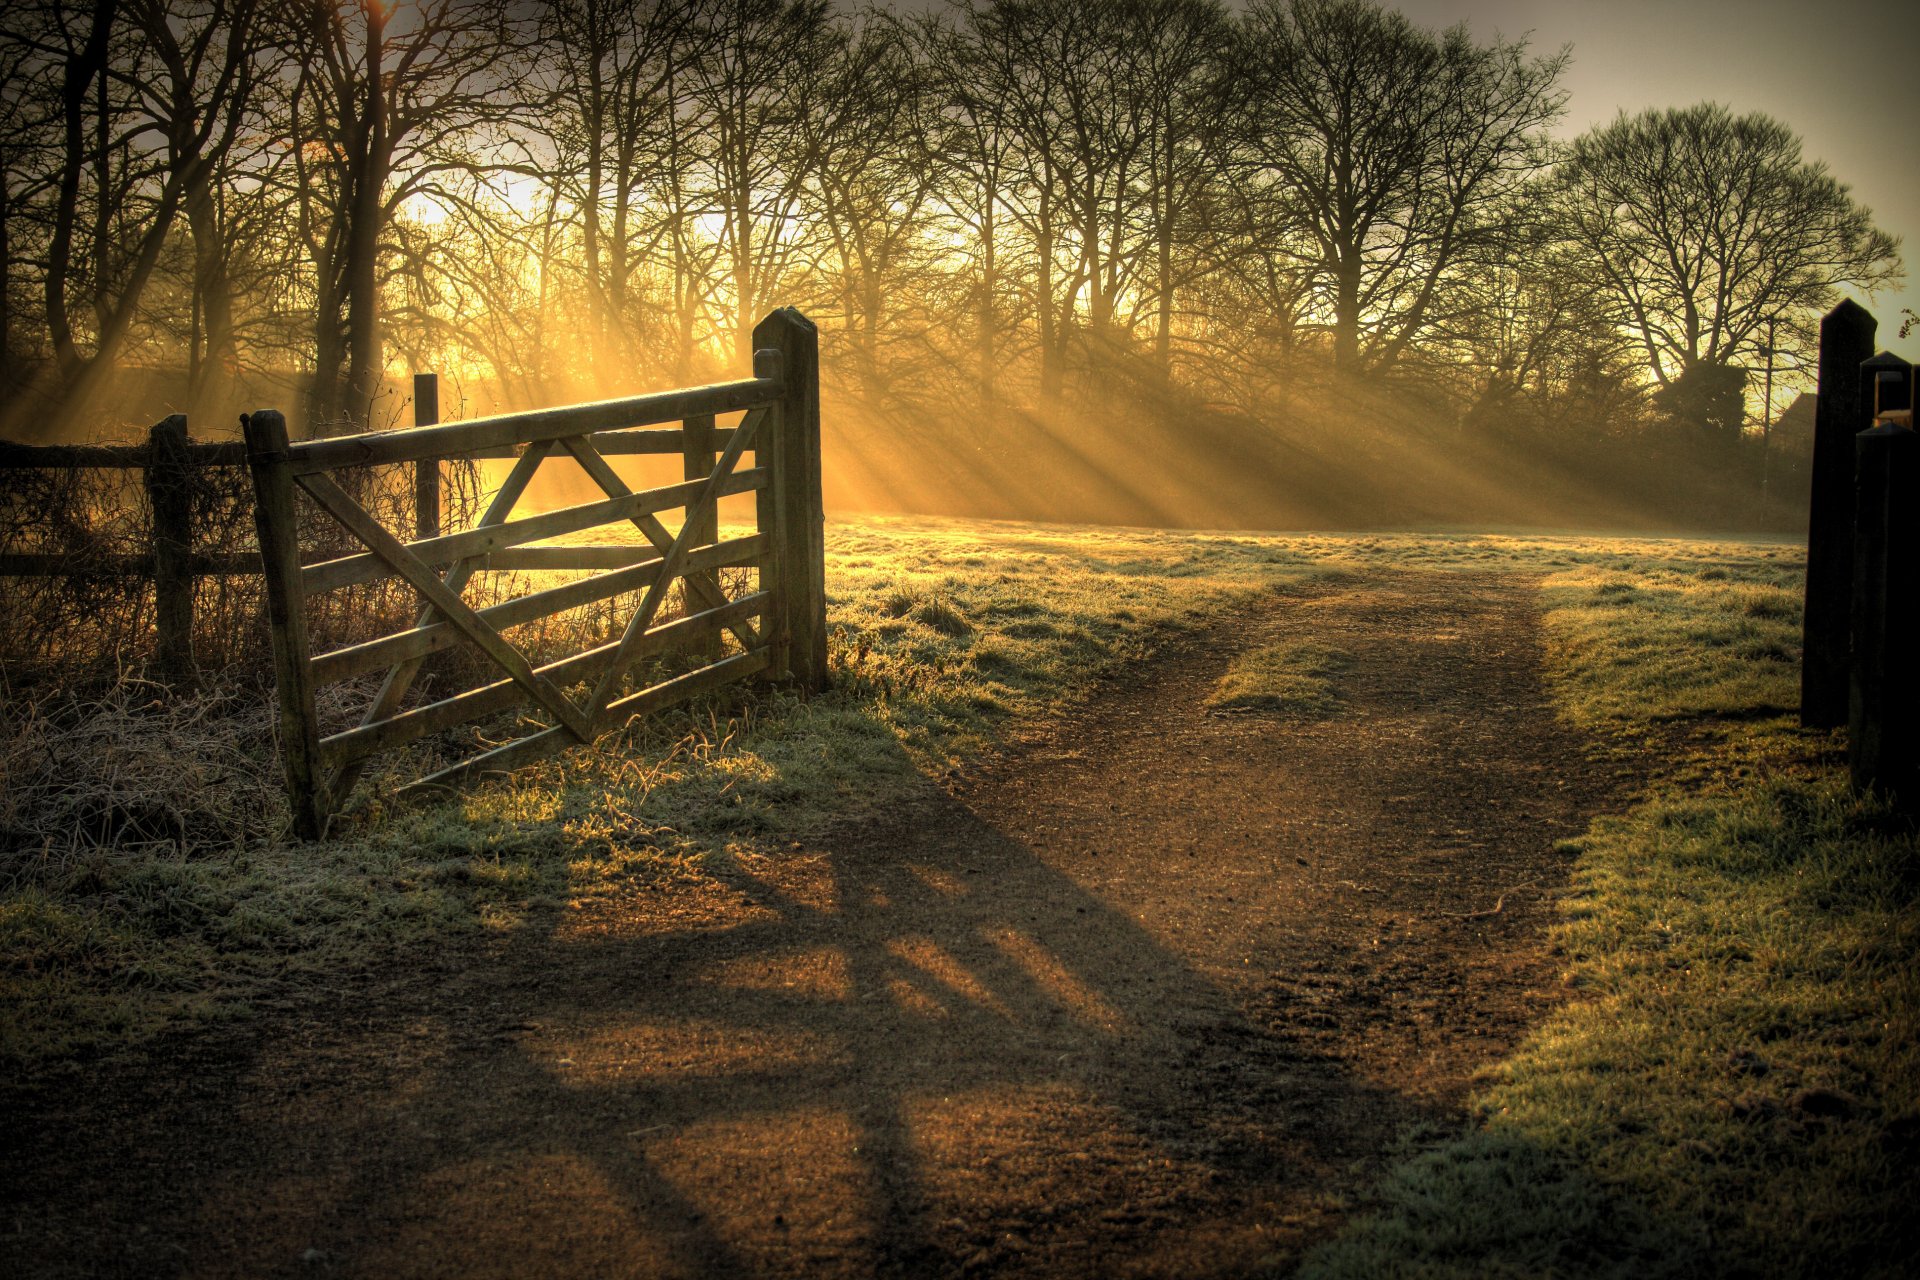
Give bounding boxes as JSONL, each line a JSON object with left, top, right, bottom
{"left": 1303, "top": 543, "right": 1920, "bottom": 1278}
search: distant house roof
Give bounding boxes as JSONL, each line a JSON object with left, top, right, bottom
{"left": 1775, "top": 393, "right": 1816, "bottom": 435}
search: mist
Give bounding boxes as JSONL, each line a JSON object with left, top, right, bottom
{"left": 0, "top": 0, "right": 1897, "bottom": 533}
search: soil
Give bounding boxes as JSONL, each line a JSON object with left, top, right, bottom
{"left": 3, "top": 569, "right": 1638, "bottom": 1279}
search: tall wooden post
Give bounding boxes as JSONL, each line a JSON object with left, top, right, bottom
{"left": 243, "top": 409, "right": 328, "bottom": 839}
{"left": 682, "top": 411, "right": 719, "bottom": 659}
{"left": 1886, "top": 429, "right": 1920, "bottom": 809}
{"left": 145, "top": 414, "right": 194, "bottom": 681}
{"left": 1850, "top": 420, "right": 1920, "bottom": 805}
{"left": 1863, "top": 350, "right": 1913, "bottom": 420}
{"left": 413, "top": 372, "right": 441, "bottom": 539}
{"left": 752, "top": 308, "right": 827, "bottom": 691}
{"left": 1802, "top": 300, "right": 1877, "bottom": 727}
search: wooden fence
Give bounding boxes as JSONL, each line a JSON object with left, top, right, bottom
{"left": 0, "top": 418, "right": 251, "bottom": 676}
{"left": 1801, "top": 300, "right": 1916, "bottom": 805}
{"left": 244, "top": 307, "right": 825, "bottom": 838}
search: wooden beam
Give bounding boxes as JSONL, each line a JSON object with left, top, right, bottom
{"left": 398, "top": 647, "right": 769, "bottom": 796}
{"left": 324, "top": 594, "right": 768, "bottom": 768}
{"left": 413, "top": 373, "right": 441, "bottom": 539}
{"left": 1803, "top": 300, "right": 1878, "bottom": 726}
{"left": 286, "top": 377, "right": 779, "bottom": 474}
{"left": 0, "top": 440, "right": 247, "bottom": 469}
{"left": 580, "top": 410, "right": 765, "bottom": 724}
{"left": 555, "top": 421, "right": 764, "bottom": 651}
{"left": 300, "top": 466, "right": 764, "bottom": 595}
{"left": 296, "top": 470, "right": 594, "bottom": 744}
{"left": 683, "top": 412, "right": 720, "bottom": 661}
{"left": 242, "top": 409, "right": 329, "bottom": 840}
{"left": 754, "top": 309, "right": 828, "bottom": 691}
{"left": 145, "top": 415, "right": 194, "bottom": 680}
{"left": 323, "top": 440, "right": 558, "bottom": 803}
{"left": 456, "top": 426, "right": 738, "bottom": 459}
{"left": 310, "top": 534, "right": 766, "bottom": 685}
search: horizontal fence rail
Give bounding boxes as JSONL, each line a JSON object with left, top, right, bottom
{"left": 0, "top": 414, "right": 240, "bottom": 675}
{"left": 243, "top": 306, "right": 826, "bottom": 838}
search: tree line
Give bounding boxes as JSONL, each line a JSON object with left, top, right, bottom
{"left": 0, "top": 0, "right": 1901, "bottom": 523}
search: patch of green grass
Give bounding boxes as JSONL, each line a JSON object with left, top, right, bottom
{"left": 1206, "top": 641, "right": 1349, "bottom": 716}
{"left": 1304, "top": 544, "right": 1920, "bottom": 1279}
{"left": 1539, "top": 550, "right": 1804, "bottom": 729}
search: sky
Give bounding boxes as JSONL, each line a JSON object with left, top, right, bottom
{"left": 1387, "top": 0, "right": 1920, "bottom": 362}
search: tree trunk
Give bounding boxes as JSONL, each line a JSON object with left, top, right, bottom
{"left": 343, "top": 1, "right": 387, "bottom": 431}
{"left": 978, "top": 184, "right": 998, "bottom": 419}
{"left": 184, "top": 163, "right": 237, "bottom": 427}
{"left": 1333, "top": 250, "right": 1362, "bottom": 373}
{"left": 1036, "top": 193, "right": 1061, "bottom": 403}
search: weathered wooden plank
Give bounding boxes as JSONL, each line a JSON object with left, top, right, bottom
{"left": 296, "top": 470, "right": 595, "bottom": 744}
{"left": 483, "top": 546, "right": 665, "bottom": 571}
{"left": 683, "top": 412, "right": 720, "bottom": 661}
{"left": 310, "top": 534, "right": 767, "bottom": 685}
{"left": 324, "top": 594, "right": 768, "bottom": 767}
{"left": 0, "top": 552, "right": 155, "bottom": 577}
{"left": 1803, "top": 300, "right": 1878, "bottom": 727}
{"left": 600, "top": 645, "right": 769, "bottom": 722}
{"left": 287, "top": 378, "right": 779, "bottom": 474}
{"left": 325, "top": 441, "right": 557, "bottom": 805}
{"left": 0, "top": 439, "right": 248, "bottom": 469}
{"left": 397, "top": 647, "right": 770, "bottom": 796}
{"left": 413, "top": 373, "right": 441, "bottom": 539}
{"left": 300, "top": 466, "right": 765, "bottom": 595}
{"left": 458, "top": 426, "right": 737, "bottom": 459}
{"left": 0, "top": 550, "right": 315, "bottom": 577}
{"left": 242, "top": 409, "right": 329, "bottom": 840}
{"left": 555, "top": 422, "right": 764, "bottom": 652}
{"left": 146, "top": 415, "right": 194, "bottom": 679}
{"left": 581, "top": 409, "right": 765, "bottom": 725}
{"left": 754, "top": 311, "right": 828, "bottom": 691}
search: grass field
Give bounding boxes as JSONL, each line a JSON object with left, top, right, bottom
{"left": 2, "top": 517, "right": 1912, "bottom": 1274}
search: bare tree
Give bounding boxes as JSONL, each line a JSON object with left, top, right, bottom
{"left": 539, "top": 0, "right": 719, "bottom": 389}
{"left": 1119, "top": 0, "right": 1238, "bottom": 375}
{"left": 923, "top": 10, "right": 1023, "bottom": 417}
{"left": 1239, "top": 0, "right": 1566, "bottom": 376}
{"left": 1, "top": 0, "right": 261, "bottom": 434}
{"left": 277, "top": 0, "right": 536, "bottom": 434}
{"left": 799, "top": 13, "right": 946, "bottom": 405}
{"left": 1555, "top": 103, "right": 1902, "bottom": 393}
{"left": 676, "top": 0, "right": 836, "bottom": 371}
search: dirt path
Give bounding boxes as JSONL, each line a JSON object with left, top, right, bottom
{"left": 6, "top": 570, "right": 1632, "bottom": 1279}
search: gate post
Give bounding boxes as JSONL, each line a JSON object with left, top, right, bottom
{"left": 1802, "top": 299, "right": 1877, "bottom": 727}
{"left": 243, "top": 409, "right": 328, "bottom": 839}
{"left": 1850, "top": 351, "right": 1920, "bottom": 806}
{"left": 753, "top": 308, "right": 828, "bottom": 692}
{"left": 146, "top": 414, "right": 194, "bottom": 680}
{"left": 413, "top": 372, "right": 441, "bottom": 540}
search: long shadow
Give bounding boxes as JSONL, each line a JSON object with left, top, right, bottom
{"left": 5, "top": 787, "right": 1437, "bottom": 1278}
{"left": 3, "top": 570, "right": 1609, "bottom": 1279}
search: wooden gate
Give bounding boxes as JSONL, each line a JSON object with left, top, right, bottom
{"left": 244, "top": 308, "right": 826, "bottom": 839}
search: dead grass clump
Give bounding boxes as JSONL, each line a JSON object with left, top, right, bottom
{"left": 912, "top": 596, "right": 973, "bottom": 637}
{"left": 0, "top": 677, "right": 286, "bottom": 865}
